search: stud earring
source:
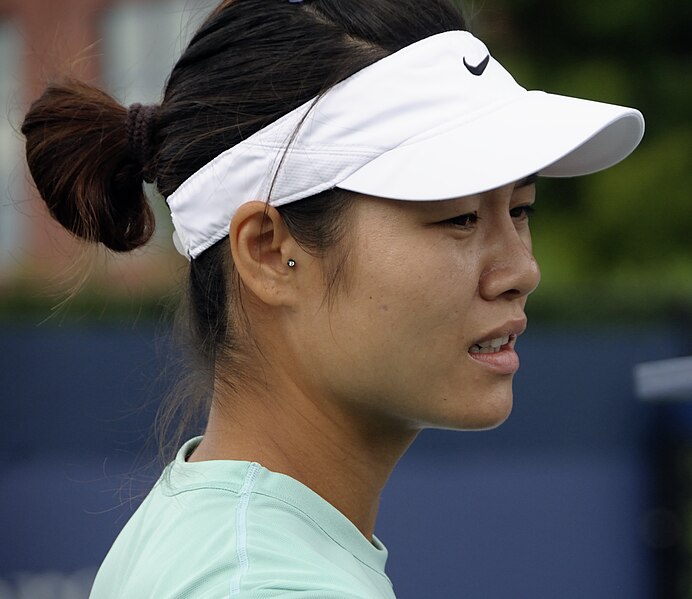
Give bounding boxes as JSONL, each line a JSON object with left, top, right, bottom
{"left": 287, "top": 259, "right": 296, "bottom": 268}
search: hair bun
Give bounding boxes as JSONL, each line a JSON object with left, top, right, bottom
{"left": 21, "top": 80, "right": 156, "bottom": 252}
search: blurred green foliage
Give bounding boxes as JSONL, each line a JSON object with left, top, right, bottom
{"left": 475, "top": 0, "right": 692, "bottom": 323}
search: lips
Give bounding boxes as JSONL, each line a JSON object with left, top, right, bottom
{"left": 466, "top": 319, "right": 526, "bottom": 375}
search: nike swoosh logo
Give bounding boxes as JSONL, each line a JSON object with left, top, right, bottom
{"left": 463, "top": 55, "right": 490, "bottom": 76}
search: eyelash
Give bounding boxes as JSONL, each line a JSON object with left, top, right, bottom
{"left": 443, "top": 205, "right": 535, "bottom": 229}
{"left": 510, "top": 205, "right": 535, "bottom": 220}
{"left": 444, "top": 212, "right": 480, "bottom": 228}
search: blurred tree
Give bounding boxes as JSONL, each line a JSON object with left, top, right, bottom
{"left": 474, "top": 0, "right": 692, "bottom": 322}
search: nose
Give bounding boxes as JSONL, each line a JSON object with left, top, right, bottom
{"left": 478, "top": 229, "right": 541, "bottom": 302}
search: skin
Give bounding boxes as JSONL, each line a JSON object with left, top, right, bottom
{"left": 190, "top": 179, "right": 540, "bottom": 540}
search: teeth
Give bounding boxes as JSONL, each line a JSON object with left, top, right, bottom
{"left": 490, "top": 336, "right": 508, "bottom": 349}
{"left": 469, "top": 346, "right": 501, "bottom": 354}
{"left": 469, "top": 335, "right": 510, "bottom": 354}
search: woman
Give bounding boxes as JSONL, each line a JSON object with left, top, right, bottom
{"left": 21, "top": 0, "right": 644, "bottom": 597}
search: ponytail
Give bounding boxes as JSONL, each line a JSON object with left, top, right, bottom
{"left": 21, "top": 80, "right": 156, "bottom": 252}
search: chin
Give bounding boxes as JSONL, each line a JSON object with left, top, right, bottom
{"left": 465, "top": 406, "right": 513, "bottom": 431}
{"left": 433, "top": 388, "right": 514, "bottom": 431}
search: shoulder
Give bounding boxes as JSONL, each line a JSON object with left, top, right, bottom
{"left": 91, "top": 460, "right": 395, "bottom": 599}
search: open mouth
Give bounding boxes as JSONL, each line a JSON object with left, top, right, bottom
{"left": 468, "top": 334, "right": 515, "bottom": 354}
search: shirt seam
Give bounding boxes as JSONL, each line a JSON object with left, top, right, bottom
{"left": 229, "top": 463, "right": 261, "bottom": 596}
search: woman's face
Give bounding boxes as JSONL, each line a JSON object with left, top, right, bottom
{"left": 287, "top": 178, "right": 540, "bottom": 432}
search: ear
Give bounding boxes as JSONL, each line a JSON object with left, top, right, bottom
{"left": 229, "top": 201, "right": 302, "bottom": 307}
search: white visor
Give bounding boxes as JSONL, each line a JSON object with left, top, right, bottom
{"left": 167, "top": 30, "right": 644, "bottom": 259}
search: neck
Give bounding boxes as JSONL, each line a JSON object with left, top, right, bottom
{"left": 189, "top": 376, "right": 417, "bottom": 540}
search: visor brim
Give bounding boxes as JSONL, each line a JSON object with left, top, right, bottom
{"left": 337, "top": 90, "right": 645, "bottom": 200}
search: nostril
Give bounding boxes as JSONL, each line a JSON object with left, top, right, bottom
{"left": 500, "top": 287, "right": 527, "bottom": 300}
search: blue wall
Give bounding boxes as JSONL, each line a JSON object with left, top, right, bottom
{"left": 0, "top": 323, "right": 687, "bottom": 598}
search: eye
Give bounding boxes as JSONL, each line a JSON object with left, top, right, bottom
{"left": 509, "top": 204, "right": 535, "bottom": 221}
{"left": 443, "top": 211, "right": 480, "bottom": 229}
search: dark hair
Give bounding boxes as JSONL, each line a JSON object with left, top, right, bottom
{"left": 22, "top": 0, "right": 467, "bottom": 459}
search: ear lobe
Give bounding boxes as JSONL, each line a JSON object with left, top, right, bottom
{"left": 230, "top": 201, "right": 298, "bottom": 306}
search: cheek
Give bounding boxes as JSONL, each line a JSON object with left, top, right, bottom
{"left": 355, "top": 242, "right": 480, "bottom": 330}
{"left": 336, "top": 242, "right": 483, "bottom": 385}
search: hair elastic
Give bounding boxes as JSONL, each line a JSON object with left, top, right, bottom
{"left": 126, "top": 103, "right": 158, "bottom": 180}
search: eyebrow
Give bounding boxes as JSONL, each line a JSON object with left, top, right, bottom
{"left": 518, "top": 173, "right": 539, "bottom": 187}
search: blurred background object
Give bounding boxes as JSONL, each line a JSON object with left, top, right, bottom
{"left": 0, "top": 0, "right": 212, "bottom": 308}
{"left": 1, "top": 0, "right": 691, "bottom": 598}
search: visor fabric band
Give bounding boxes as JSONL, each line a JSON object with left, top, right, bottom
{"left": 166, "top": 31, "right": 644, "bottom": 259}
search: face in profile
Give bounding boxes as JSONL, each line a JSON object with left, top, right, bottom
{"left": 284, "top": 178, "right": 541, "bottom": 433}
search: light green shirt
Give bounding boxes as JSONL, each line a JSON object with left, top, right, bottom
{"left": 90, "top": 437, "right": 396, "bottom": 598}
